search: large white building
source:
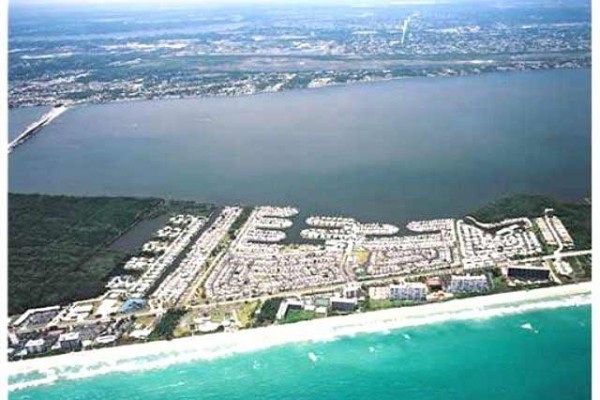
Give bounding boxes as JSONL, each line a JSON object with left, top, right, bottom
{"left": 447, "top": 275, "right": 489, "bottom": 293}
{"left": 342, "top": 284, "right": 361, "bottom": 299}
{"left": 389, "top": 282, "right": 428, "bottom": 301}
{"left": 24, "top": 338, "right": 46, "bottom": 354}
{"left": 58, "top": 331, "right": 82, "bottom": 351}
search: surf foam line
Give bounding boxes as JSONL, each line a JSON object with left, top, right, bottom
{"left": 8, "top": 282, "right": 591, "bottom": 392}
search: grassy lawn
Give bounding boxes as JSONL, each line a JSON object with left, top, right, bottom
{"left": 363, "top": 298, "right": 420, "bottom": 310}
{"left": 283, "top": 309, "right": 316, "bottom": 324}
{"left": 237, "top": 301, "right": 260, "bottom": 328}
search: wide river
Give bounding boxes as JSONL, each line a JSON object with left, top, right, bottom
{"left": 9, "top": 69, "right": 591, "bottom": 227}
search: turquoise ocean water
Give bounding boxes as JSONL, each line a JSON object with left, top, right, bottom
{"left": 10, "top": 302, "right": 591, "bottom": 400}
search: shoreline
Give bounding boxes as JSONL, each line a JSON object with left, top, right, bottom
{"left": 8, "top": 66, "right": 591, "bottom": 111}
{"left": 8, "top": 282, "right": 591, "bottom": 390}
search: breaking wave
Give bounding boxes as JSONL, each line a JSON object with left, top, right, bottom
{"left": 8, "top": 287, "right": 590, "bottom": 392}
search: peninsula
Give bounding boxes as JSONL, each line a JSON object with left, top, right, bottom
{"left": 7, "top": 193, "right": 591, "bottom": 363}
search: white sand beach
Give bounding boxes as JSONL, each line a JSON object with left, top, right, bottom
{"left": 8, "top": 282, "right": 591, "bottom": 390}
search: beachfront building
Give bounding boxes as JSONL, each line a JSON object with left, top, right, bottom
{"left": 389, "top": 282, "right": 428, "bottom": 301}
{"left": 447, "top": 275, "right": 489, "bottom": 293}
{"left": 276, "top": 299, "right": 304, "bottom": 320}
{"left": 330, "top": 297, "right": 358, "bottom": 312}
{"left": 58, "top": 331, "right": 82, "bottom": 351}
{"left": 25, "top": 338, "right": 46, "bottom": 354}
{"left": 343, "top": 284, "right": 361, "bottom": 299}
{"left": 8, "top": 331, "right": 20, "bottom": 346}
{"left": 506, "top": 265, "right": 550, "bottom": 282}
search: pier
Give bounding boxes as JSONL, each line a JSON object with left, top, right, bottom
{"left": 8, "top": 105, "right": 69, "bottom": 153}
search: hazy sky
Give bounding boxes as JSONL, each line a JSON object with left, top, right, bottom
{"left": 9, "top": 0, "right": 459, "bottom": 6}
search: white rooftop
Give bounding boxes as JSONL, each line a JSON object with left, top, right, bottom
{"left": 59, "top": 331, "right": 80, "bottom": 341}
{"left": 25, "top": 338, "right": 45, "bottom": 347}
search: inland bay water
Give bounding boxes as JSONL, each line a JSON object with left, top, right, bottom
{"left": 9, "top": 68, "right": 590, "bottom": 229}
{"left": 7, "top": 69, "right": 592, "bottom": 399}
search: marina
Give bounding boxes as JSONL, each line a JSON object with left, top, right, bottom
{"left": 5, "top": 0, "right": 593, "bottom": 398}
{"left": 7, "top": 195, "right": 589, "bottom": 369}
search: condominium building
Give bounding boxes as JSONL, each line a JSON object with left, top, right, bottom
{"left": 506, "top": 265, "right": 550, "bottom": 282}
{"left": 330, "top": 297, "right": 358, "bottom": 312}
{"left": 343, "top": 284, "right": 361, "bottom": 299}
{"left": 58, "top": 331, "right": 82, "bottom": 351}
{"left": 447, "top": 275, "right": 489, "bottom": 293}
{"left": 389, "top": 282, "right": 428, "bottom": 301}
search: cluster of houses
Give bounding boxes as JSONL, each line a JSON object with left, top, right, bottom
{"left": 458, "top": 218, "right": 543, "bottom": 271}
{"left": 126, "top": 215, "right": 207, "bottom": 298}
{"left": 9, "top": 205, "right": 577, "bottom": 361}
{"left": 7, "top": 302, "right": 139, "bottom": 360}
{"left": 151, "top": 207, "right": 243, "bottom": 307}
{"left": 362, "top": 219, "right": 458, "bottom": 277}
{"left": 204, "top": 207, "right": 348, "bottom": 302}
{"left": 535, "top": 209, "right": 575, "bottom": 249}
{"left": 205, "top": 243, "right": 347, "bottom": 301}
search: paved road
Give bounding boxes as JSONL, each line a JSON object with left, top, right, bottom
{"left": 518, "top": 249, "right": 592, "bottom": 263}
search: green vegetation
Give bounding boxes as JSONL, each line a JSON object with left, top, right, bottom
{"left": 160, "top": 200, "right": 214, "bottom": 218}
{"left": 283, "top": 309, "right": 316, "bottom": 324}
{"left": 237, "top": 301, "right": 260, "bottom": 328}
{"left": 354, "top": 267, "right": 368, "bottom": 279}
{"left": 254, "top": 297, "right": 283, "bottom": 326}
{"left": 489, "top": 268, "right": 511, "bottom": 293}
{"left": 567, "top": 255, "right": 592, "bottom": 280}
{"left": 228, "top": 207, "right": 253, "bottom": 240}
{"left": 363, "top": 298, "right": 420, "bottom": 311}
{"left": 530, "top": 222, "right": 558, "bottom": 255}
{"left": 471, "top": 195, "right": 591, "bottom": 249}
{"left": 8, "top": 193, "right": 214, "bottom": 315}
{"left": 8, "top": 193, "right": 163, "bottom": 314}
{"left": 149, "top": 309, "right": 187, "bottom": 340}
